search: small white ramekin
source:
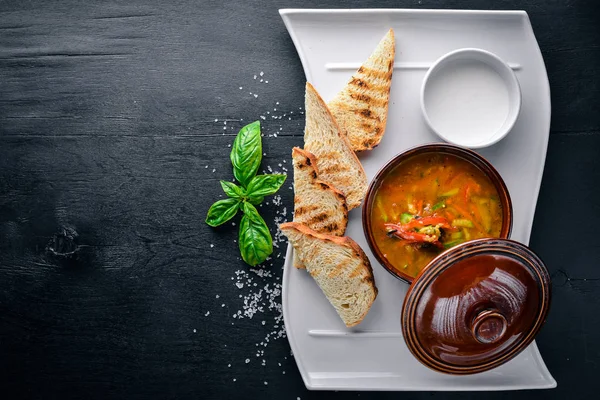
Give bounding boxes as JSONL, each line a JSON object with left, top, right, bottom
{"left": 421, "top": 48, "right": 521, "bottom": 149}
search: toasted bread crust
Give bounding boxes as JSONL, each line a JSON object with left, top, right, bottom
{"left": 280, "top": 222, "right": 378, "bottom": 327}
{"left": 291, "top": 147, "right": 348, "bottom": 269}
{"left": 304, "top": 82, "right": 368, "bottom": 209}
{"left": 328, "top": 29, "right": 395, "bottom": 152}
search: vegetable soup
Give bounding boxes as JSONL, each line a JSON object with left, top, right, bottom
{"left": 370, "top": 152, "right": 503, "bottom": 278}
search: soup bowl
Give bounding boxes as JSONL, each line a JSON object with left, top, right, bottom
{"left": 362, "top": 143, "right": 513, "bottom": 284}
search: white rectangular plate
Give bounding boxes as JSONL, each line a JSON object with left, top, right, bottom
{"left": 280, "top": 9, "right": 555, "bottom": 391}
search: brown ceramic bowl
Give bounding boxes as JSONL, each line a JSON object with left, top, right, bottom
{"left": 362, "top": 143, "right": 513, "bottom": 284}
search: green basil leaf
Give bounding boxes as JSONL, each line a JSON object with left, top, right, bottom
{"left": 245, "top": 174, "right": 287, "bottom": 198}
{"left": 220, "top": 180, "right": 245, "bottom": 199}
{"left": 247, "top": 196, "right": 264, "bottom": 205}
{"left": 238, "top": 202, "right": 272, "bottom": 266}
{"left": 230, "top": 121, "right": 262, "bottom": 187}
{"left": 205, "top": 198, "right": 240, "bottom": 227}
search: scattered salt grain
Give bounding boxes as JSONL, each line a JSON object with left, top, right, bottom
{"left": 205, "top": 311, "right": 210, "bottom": 316}
{"left": 253, "top": 75, "right": 257, "bottom": 79}
{"left": 228, "top": 364, "right": 231, "bottom": 367}
{"left": 212, "top": 168, "right": 216, "bottom": 172}
{"left": 193, "top": 329, "right": 196, "bottom": 333}
{"left": 233, "top": 378, "right": 236, "bottom": 382}
{"left": 260, "top": 71, "right": 264, "bottom": 76}
{"left": 254, "top": 94, "right": 258, "bottom": 98}
{"left": 239, "top": 86, "right": 243, "bottom": 90}
{"left": 265, "top": 81, "right": 269, "bottom": 83}
{"left": 264, "top": 381, "right": 268, "bottom": 385}
{"left": 205, "top": 165, "right": 208, "bottom": 169}
{"left": 216, "top": 295, "right": 220, "bottom": 299}
{"left": 260, "top": 116, "right": 266, "bottom": 120}
{"left": 210, "top": 244, "right": 214, "bottom": 248}
{"left": 245, "top": 358, "right": 250, "bottom": 363}
{"left": 215, "top": 118, "right": 218, "bottom": 122}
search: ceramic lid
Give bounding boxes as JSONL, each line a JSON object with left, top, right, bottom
{"left": 401, "top": 238, "right": 551, "bottom": 375}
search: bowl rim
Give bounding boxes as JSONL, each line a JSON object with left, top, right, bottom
{"left": 420, "top": 47, "right": 522, "bottom": 149}
{"left": 361, "top": 143, "right": 513, "bottom": 284}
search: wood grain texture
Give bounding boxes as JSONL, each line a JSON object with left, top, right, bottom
{"left": 1, "top": 0, "right": 599, "bottom": 399}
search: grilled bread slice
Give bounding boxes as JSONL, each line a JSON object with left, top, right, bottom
{"left": 303, "top": 82, "right": 367, "bottom": 210}
{"left": 280, "top": 222, "right": 378, "bottom": 327}
{"left": 328, "top": 29, "right": 395, "bottom": 151}
{"left": 291, "top": 147, "right": 348, "bottom": 269}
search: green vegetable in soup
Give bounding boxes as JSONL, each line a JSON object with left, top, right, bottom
{"left": 440, "top": 188, "right": 459, "bottom": 197}
{"left": 400, "top": 212, "right": 414, "bottom": 224}
{"left": 452, "top": 218, "right": 474, "bottom": 228}
{"left": 432, "top": 201, "right": 445, "bottom": 211}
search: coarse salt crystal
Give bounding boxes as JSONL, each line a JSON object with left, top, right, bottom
{"left": 253, "top": 75, "right": 257, "bottom": 79}
{"left": 260, "top": 71, "right": 264, "bottom": 76}
{"left": 254, "top": 94, "right": 258, "bottom": 98}
{"left": 205, "top": 311, "right": 210, "bottom": 316}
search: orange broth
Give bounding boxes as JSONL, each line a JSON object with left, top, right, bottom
{"left": 370, "top": 152, "right": 503, "bottom": 278}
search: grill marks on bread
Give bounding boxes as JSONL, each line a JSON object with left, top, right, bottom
{"left": 303, "top": 83, "right": 367, "bottom": 210}
{"left": 328, "top": 29, "right": 395, "bottom": 152}
{"left": 280, "top": 222, "right": 378, "bottom": 327}
{"left": 291, "top": 147, "right": 348, "bottom": 269}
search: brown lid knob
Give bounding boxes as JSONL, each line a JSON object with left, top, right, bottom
{"left": 402, "top": 238, "right": 551, "bottom": 375}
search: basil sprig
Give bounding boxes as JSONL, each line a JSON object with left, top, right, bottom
{"left": 206, "top": 121, "right": 286, "bottom": 266}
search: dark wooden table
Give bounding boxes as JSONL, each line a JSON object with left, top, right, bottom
{"left": 1, "top": 1, "right": 598, "bottom": 399}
